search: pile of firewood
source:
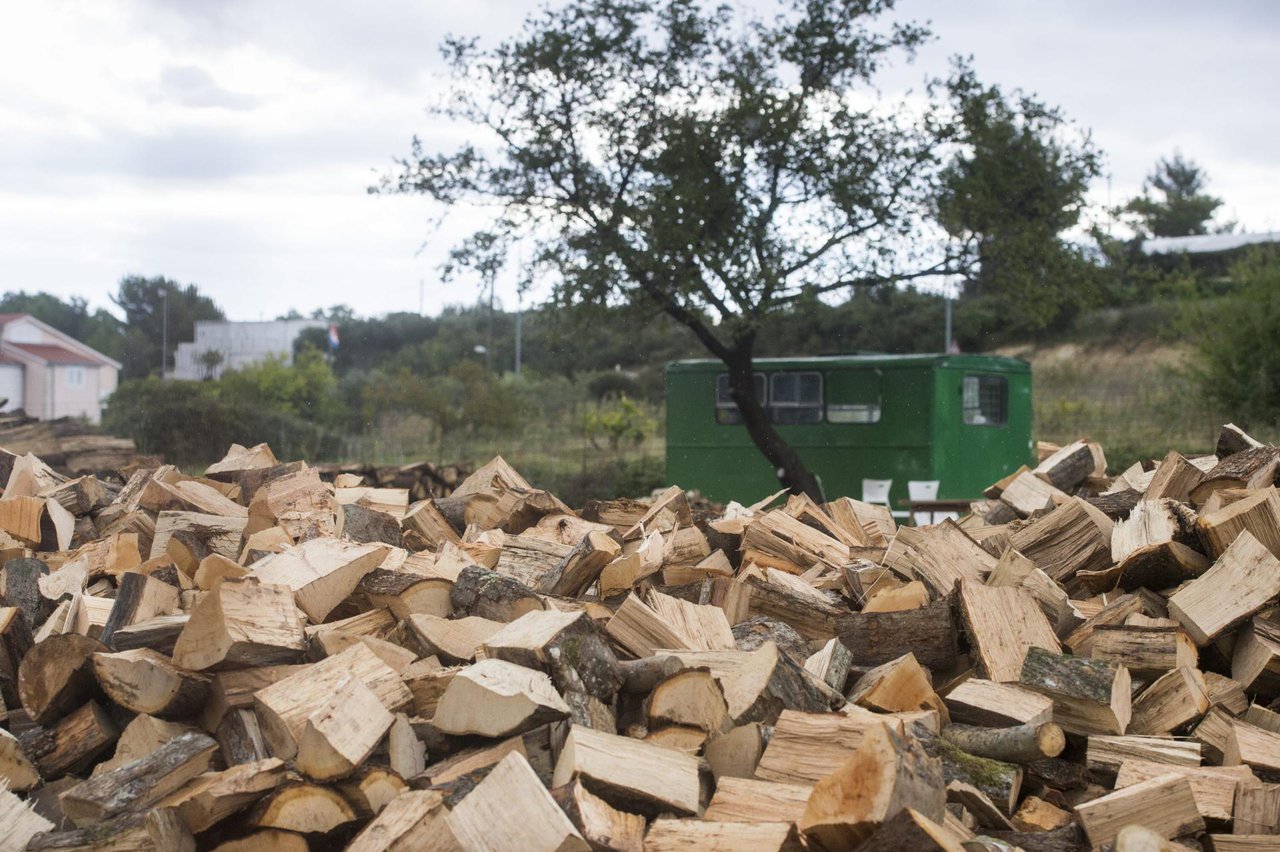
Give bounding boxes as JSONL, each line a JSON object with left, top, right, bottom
{"left": 1, "top": 430, "right": 1280, "bottom": 850}
{"left": 0, "top": 411, "right": 151, "bottom": 480}
{"left": 312, "top": 460, "right": 471, "bottom": 502}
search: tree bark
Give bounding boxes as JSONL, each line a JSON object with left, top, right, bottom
{"left": 725, "top": 343, "right": 825, "bottom": 501}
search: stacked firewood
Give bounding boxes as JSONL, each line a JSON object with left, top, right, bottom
{"left": 312, "top": 461, "right": 471, "bottom": 502}
{"left": 1, "top": 429, "right": 1280, "bottom": 849}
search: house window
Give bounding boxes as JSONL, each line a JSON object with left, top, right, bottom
{"left": 769, "top": 371, "right": 823, "bottom": 424}
{"left": 715, "top": 373, "right": 766, "bottom": 425}
{"left": 66, "top": 366, "right": 85, "bottom": 388}
{"left": 962, "top": 374, "right": 1007, "bottom": 426}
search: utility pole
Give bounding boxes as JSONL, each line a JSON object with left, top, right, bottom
{"left": 514, "top": 290, "right": 522, "bottom": 377}
{"left": 161, "top": 289, "right": 168, "bottom": 380}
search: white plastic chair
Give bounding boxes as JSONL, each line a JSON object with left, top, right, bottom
{"left": 863, "top": 479, "right": 909, "bottom": 521}
{"left": 908, "top": 480, "right": 940, "bottom": 526}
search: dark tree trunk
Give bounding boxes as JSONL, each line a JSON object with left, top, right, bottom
{"left": 724, "top": 344, "right": 825, "bottom": 502}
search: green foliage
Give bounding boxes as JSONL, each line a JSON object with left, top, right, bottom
{"left": 583, "top": 396, "right": 655, "bottom": 451}
{"left": 1124, "top": 153, "right": 1228, "bottom": 238}
{"left": 1187, "top": 247, "right": 1280, "bottom": 427}
{"left": 112, "top": 275, "right": 224, "bottom": 379}
{"left": 102, "top": 350, "right": 345, "bottom": 468}
{"left": 938, "top": 68, "right": 1104, "bottom": 331}
{"left": 360, "top": 360, "right": 520, "bottom": 453}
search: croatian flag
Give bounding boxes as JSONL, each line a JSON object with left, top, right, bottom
{"left": 328, "top": 323, "right": 340, "bottom": 351}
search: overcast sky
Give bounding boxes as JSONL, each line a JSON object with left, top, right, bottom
{"left": 0, "top": 0, "right": 1275, "bottom": 321}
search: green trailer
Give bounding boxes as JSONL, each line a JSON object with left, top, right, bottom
{"left": 665, "top": 354, "right": 1033, "bottom": 508}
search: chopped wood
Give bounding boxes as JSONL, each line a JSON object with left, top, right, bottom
{"left": 250, "top": 538, "right": 387, "bottom": 622}
{"left": 1034, "top": 440, "right": 1098, "bottom": 492}
{"left": 1009, "top": 497, "right": 1114, "bottom": 582}
{"left": 1129, "top": 666, "right": 1210, "bottom": 735}
{"left": 1086, "top": 735, "right": 1202, "bottom": 777}
{"left": 1000, "top": 471, "right": 1067, "bottom": 518}
{"left": 1234, "top": 781, "right": 1280, "bottom": 834}
{"left": 1115, "top": 758, "right": 1254, "bottom": 822}
{"left": 92, "top": 648, "right": 210, "bottom": 719}
{"left": 835, "top": 593, "right": 959, "bottom": 672}
{"left": 755, "top": 710, "right": 900, "bottom": 784}
{"left": 17, "top": 700, "right": 118, "bottom": 779}
{"left": 1092, "top": 623, "right": 1198, "bottom": 680}
{"left": 171, "top": 578, "right": 305, "bottom": 671}
{"left": 958, "top": 580, "right": 1061, "bottom": 683}
{"left": 1019, "top": 646, "right": 1131, "bottom": 736}
{"left": 1074, "top": 772, "right": 1204, "bottom": 850}
{"left": 433, "top": 658, "right": 570, "bottom": 738}
{"left": 18, "top": 632, "right": 104, "bottom": 725}
{"left": 943, "top": 678, "right": 1054, "bottom": 728}
{"left": 941, "top": 721, "right": 1065, "bottom": 764}
{"left": 552, "top": 724, "right": 700, "bottom": 817}
{"left": 1169, "top": 531, "right": 1280, "bottom": 645}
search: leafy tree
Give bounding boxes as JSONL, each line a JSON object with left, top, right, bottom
{"left": 937, "top": 68, "right": 1104, "bottom": 331}
{"left": 1188, "top": 247, "right": 1280, "bottom": 426}
{"left": 111, "top": 276, "right": 224, "bottom": 379}
{"left": 219, "top": 346, "right": 342, "bottom": 426}
{"left": 377, "top": 0, "right": 969, "bottom": 499}
{"left": 584, "top": 396, "right": 655, "bottom": 451}
{"left": 1124, "top": 153, "right": 1228, "bottom": 238}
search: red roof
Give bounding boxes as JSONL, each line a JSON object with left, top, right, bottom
{"left": 7, "top": 343, "right": 101, "bottom": 365}
{"left": 0, "top": 314, "right": 28, "bottom": 325}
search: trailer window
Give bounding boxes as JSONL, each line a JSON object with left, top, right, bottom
{"left": 715, "top": 372, "right": 766, "bottom": 424}
{"left": 962, "top": 374, "right": 1007, "bottom": 426}
{"left": 769, "top": 372, "right": 823, "bottom": 424}
{"left": 826, "top": 369, "right": 882, "bottom": 424}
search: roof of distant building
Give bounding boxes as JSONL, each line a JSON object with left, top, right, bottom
{"left": 1141, "top": 231, "right": 1280, "bottom": 255}
{"left": 8, "top": 343, "right": 103, "bottom": 365}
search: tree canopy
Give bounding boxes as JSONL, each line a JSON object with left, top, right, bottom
{"left": 378, "top": 0, "right": 984, "bottom": 497}
{"left": 112, "top": 275, "right": 224, "bottom": 379}
{"left": 1124, "top": 153, "right": 1227, "bottom": 238}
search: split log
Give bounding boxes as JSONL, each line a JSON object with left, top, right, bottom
{"left": 0, "top": 558, "right": 50, "bottom": 631}
{"left": 941, "top": 722, "right": 1065, "bottom": 764}
{"left": 550, "top": 531, "right": 621, "bottom": 598}
{"left": 1008, "top": 497, "right": 1114, "bottom": 582}
{"left": 345, "top": 790, "right": 454, "bottom": 852}
{"left": 1225, "top": 719, "right": 1280, "bottom": 780}
{"left": 245, "top": 468, "right": 338, "bottom": 542}
{"left": 57, "top": 731, "right": 218, "bottom": 827}
{"left": 943, "top": 679, "right": 1054, "bottom": 728}
{"left": 755, "top": 710, "right": 901, "bottom": 784}
{"left": 18, "top": 700, "right": 118, "bottom": 779}
{"left": 856, "top": 807, "right": 966, "bottom": 852}
{"left": 404, "top": 613, "right": 502, "bottom": 664}
{"left": 847, "top": 653, "right": 947, "bottom": 721}
{"left": 665, "top": 641, "right": 830, "bottom": 725}
{"left": 705, "top": 722, "right": 768, "bottom": 780}
{"left": 551, "top": 778, "right": 646, "bottom": 851}
{"left": 111, "top": 614, "right": 189, "bottom": 655}
{"left": 250, "top": 538, "right": 386, "bottom": 623}
{"left": 295, "top": 675, "right": 394, "bottom": 781}
{"left": 450, "top": 566, "right": 545, "bottom": 623}
{"left": 804, "top": 638, "right": 853, "bottom": 693}
{"left": 999, "top": 472, "right": 1066, "bottom": 518}
{"left": 402, "top": 499, "right": 462, "bottom": 551}
{"left": 1086, "top": 735, "right": 1202, "bottom": 778}
{"left": 1129, "top": 666, "right": 1210, "bottom": 735}
{"left": 1033, "top": 440, "right": 1097, "bottom": 492}
{"left": 1169, "top": 531, "right": 1280, "bottom": 645}
{"left": 253, "top": 642, "right": 411, "bottom": 760}
{"left": 703, "top": 776, "right": 811, "bottom": 823}
{"left": 152, "top": 511, "right": 247, "bottom": 571}
{"left": 958, "top": 580, "right": 1061, "bottom": 683}
{"left": 881, "top": 523, "right": 995, "bottom": 598}
{"left": 798, "top": 723, "right": 945, "bottom": 849}
{"left": 645, "top": 668, "right": 729, "bottom": 734}
{"left": 0, "top": 606, "right": 32, "bottom": 708}
{"left": 216, "top": 707, "right": 269, "bottom": 766}
{"left": 340, "top": 503, "right": 402, "bottom": 547}
{"left": 433, "top": 658, "right": 570, "bottom": 738}
{"left": 199, "top": 663, "right": 307, "bottom": 733}
{"left": 1091, "top": 623, "right": 1198, "bottom": 680}
{"left": 645, "top": 820, "right": 803, "bottom": 851}
{"left": 1115, "top": 759, "right": 1254, "bottom": 823}
{"left": 834, "top": 594, "right": 959, "bottom": 673}
{"left": 1074, "top": 773, "right": 1203, "bottom": 850}
{"left": 1233, "top": 617, "right": 1280, "bottom": 698}
{"left": 171, "top": 578, "right": 306, "bottom": 671}
{"left": 18, "top": 632, "right": 105, "bottom": 725}
{"left": 551, "top": 724, "right": 700, "bottom": 817}
{"left": 1197, "top": 486, "right": 1280, "bottom": 558}
{"left": 358, "top": 568, "right": 452, "bottom": 619}
{"left": 248, "top": 782, "right": 358, "bottom": 835}
{"left": 1019, "top": 646, "right": 1131, "bottom": 736}
{"left": 92, "top": 649, "right": 210, "bottom": 719}
{"left": 1234, "top": 781, "right": 1280, "bottom": 834}
{"left": 336, "top": 766, "right": 407, "bottom": 818}
{"left": 449, "top": 751, "right": 588, "bottom": 851}
{"left": 481, "top": 609, "right": 623, "bottom": 705}
{"left": 0, "top": 727, "right": 40, "bottom": 791}
{"left": 0, "top": 784, "right": 53, "bottom": 851}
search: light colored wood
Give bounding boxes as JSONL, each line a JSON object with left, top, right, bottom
{"left": 250, "top": 538, "right": 387, "bottom": 622}
{"left": 645, "top": 667, "right": 728, "bottom": 733}
{"left": 249, "top": 782, "right": 358, "bottom": 834}
{"left": 551, "top": 779, "right": 645, "bottom": 852}
{"left": 1115, "top": 758, "right": 1254, "bottom": 822}
{"left": 985, "top": 547, "right": 1072, "bottom": 629}
{"left": 336, "top": 766, "right": 406, "bottom": 819}
{"left": 1234, "top": 781, "right": 1280, "bottom": 834}
{"left": 1206, "top": 836, "right": 1280, "bottom": 851}
{"left": 347, "top": 790, "right": 459, "bottom": 852}
{"left": 644, "top": 820, "right": 803, "bottom": 851}
{"left": 1145, "top": 452, "right": 1206, "bottom": 502}
{"left": 1197, "top": 486, "right": 1280, "bottom": 558}
{"left": 205, "top": 442, "right": 278, "bottom": 479}
{"left": 1011, "top": 795, "right": 1074, "bottom": 832}
{"left": 799, "top": 722, "right": 945, "bottom": 849}
{"left": 741, "top": 508, "right": 852, "bottom": 574}
{"left": 1169, "top": 531, "right": 1280, "bottom": 645}
{"left": 92, "top": 648, "right": 210, "bottom": 719}
{"left": 171, "top": 578, "right": 305, "bottom": 671}
{"left": 1009, "top": 497, "right": 1114, "bottom": 582}
{"left": 0, "top": 782, "right": 54, "bottom": 852}
{"left": 1225, "top": 719, "right": 1280, "bottom": 778}
{"left": 1074, "top": 772, "right": 1203, "bottom": 850}
{"left": 210, "top": 829, "right": 310, "bottom": 852}
{"left": 0, "top": 727, "right": 39, "bottom": 791}
{"left": 1129, "top": 666, "right": 1210, "bottom": 735}
{"left": 882, "top": 522, "right": 996, "bottom": 597}
{"left": 704, "top": 776, "right": 812, "bottom": 823}
{"left": 755, "top": 710, "right": 900, "bottom": 784}
{"left": 0, "top": 496, "right": 45, "bottom": 545}
{"left": 1000, "top": 471, "right": 1067, "bottom": 517}
{"left": 827, "top": 496, "right": 895, "bottom": 546}
{"left": 433, "top": 658, "right": 570, "bottom": 738}
{"left": 158, "top": 757, "right": 287, "bottom": 833}
{"left": 1194, "top": 706, "right": 1240, "bottom": 764}
{"left": 94, "top": 715, "right": 195, "bottom": 775}
{"left": 957, "top": 580, "right": 1060, "bottom": 683}
{"left": 388, "top": 713, "right": 425, "bottom": 780}
{"left": 447, "top": 751, "right": 589, "bottom": 851}
{"left": 942, "top": 678, "right": 1054, "bottom": 728}
{"left": 199, "top": 664, "right": 307, "bottom": 732}
{"left": 139, "top": 478, "right": 247, "bottom": 519}
{"left": 193, "top": 553, "right": 247, "bottom": 589}
{"left": 1092, "top": 624, "right": 1198, "bottom": 680}
{"left": 294, "top": 674, "right": 394, "bottom": 781}
{"left": 1086, "top": 736, "right": 1202, "bottom": 776}
{"left": 152, "top": 511, "right": 247, "bottom": 569}
{"left": 804, "top": 638, "right": 853, "bottom": 692}
{"left": 552, "top": 724, "right": 700, "bottom": 817}
{"left": 705, "top": 723, "right": 768, "bottom": 780}
{"left": 862, "top": 580, "right": 929, "bottom": 613}
{"left": 848, "top": 653, "right": 947, "bottom": 721}
{"left": 1034, "top": 440, "right": 1097, "bottom": 491}
{"left": 405, "top": 613, "right": 503, "bottom": 664}
{"left": 606, "top": 591, "right": 733, "bottom": 658}
{"left": 18, "top": 631, "right": 104, "bottom": 725}
{"left": 253, "top": 642, "right": 411, "bottom": 760}
{"left": 1019, "top": 646, "right": 1131, "bottom": 736}
{"left": 1233, "top": 616, "right": 1280, "bottom": 696}
{"left": 245, "top": 468, "right": 338, "bottom": 542}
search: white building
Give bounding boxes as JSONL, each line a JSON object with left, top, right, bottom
{"left": 171, "top": 319, "right": 326, "bottom": 380}
{"left": 0, "top": 314, "right": 121, "bottom": 423}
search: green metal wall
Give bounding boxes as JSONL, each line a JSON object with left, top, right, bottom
{"left": 665, "top": 355, "right": 1033, "bottom": 507}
